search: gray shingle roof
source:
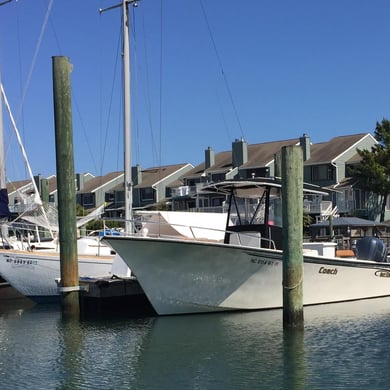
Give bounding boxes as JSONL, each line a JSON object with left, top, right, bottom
{"left": 134, "top": 163, "right": 190, "bottom": 188}
{"left": 304, "top": 133, "right": 371, "bottom": 164}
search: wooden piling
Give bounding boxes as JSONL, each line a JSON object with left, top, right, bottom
{"left": 281, "top": 145, "right": 304, "bottom": 329}
{"left": 52, "top": 56, "right": 79, "bottom": 317}
{"left": 274, "top": 151, "right": 281, "bottom": 178}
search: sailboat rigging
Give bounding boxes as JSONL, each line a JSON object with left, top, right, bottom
{"left": 0, "top": 1, "right": 134, "bottom": 301}
{"left": 100, "top": 0, "right": 138, "bottom": 233}
{"left": 1, "top": 83, "right": 54, "bottom": 237}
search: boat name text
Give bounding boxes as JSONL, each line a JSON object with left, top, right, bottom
{"left": 318, "top": 267, "right": 338, "bottom": 275}
{"left": 250, "top": 258, "right": 279, "bottom": 266}
{"left": 5, "top": 257, "right": 38, "bottom": 266}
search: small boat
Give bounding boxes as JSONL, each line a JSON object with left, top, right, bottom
{"left": 0, "top": 247, "right": 124, "bottom": 303}
{"left": 104, "top": 178, "right": 390, "bottom": 315}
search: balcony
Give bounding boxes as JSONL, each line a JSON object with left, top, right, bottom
{"left": 171, "top": 186, "right": 192, "bottom": 198}
{"left": 171, "top": 184, "right": 206, "bottom": 198}
{"left": 303, "top": 200, "right": 333, "bottom": 215}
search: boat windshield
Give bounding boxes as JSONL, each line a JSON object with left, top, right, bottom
{"left": 227, "top": 187, "right": 282, "bottom": 228}
{"left": 269, "top": 196, "right": 282, "bottom": 228}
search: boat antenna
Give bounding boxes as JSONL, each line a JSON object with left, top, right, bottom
{"left": 100, "top": 0, "right": 140, "bottom": 233}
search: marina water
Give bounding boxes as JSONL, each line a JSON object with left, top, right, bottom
{"left": 1, "top": 297, "right": 390, "bottom": 389}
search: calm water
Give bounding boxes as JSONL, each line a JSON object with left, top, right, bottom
{"left": 1, "top": 297, "right": 390, "bottom": 389}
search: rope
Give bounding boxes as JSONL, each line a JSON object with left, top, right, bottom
{"left": 283, "top": 276, "right": 303, "bottom": 291}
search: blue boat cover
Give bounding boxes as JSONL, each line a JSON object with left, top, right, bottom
{"left": 0, "top": 188, "right": 10, "bottom": 218}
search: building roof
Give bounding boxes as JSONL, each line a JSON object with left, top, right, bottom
{"left": 45, "top": 175, "right": 57, "bottom": 195}
{"left": 304, "top": 133, "right": 374, "bottom": 165}
{"left": 330, "top": 176, "right": 358, "bottom": 189}
{"left": 184, "top": 138, "right": 300, "bottom": 178}
{"left": 6, "top": 179, "right": 30, "bottom": 195}
{"left": 242, "top": 138, "right": 300, "bottom": 168}
{"left": 134, "top": 163, "right": 191, "bottom": 188}
{"left": 77, "top": 171, "right": 124, "bottom": 194}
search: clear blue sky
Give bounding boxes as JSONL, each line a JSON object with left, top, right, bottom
{"left": 1, "top": 0, "right": 390, "bottom": 181}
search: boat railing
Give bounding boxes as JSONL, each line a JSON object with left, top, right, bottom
{"left": 134, "top": 218, "right": 226, "bottom": 242}
{"left": 125, "top": 218, "right": 277, "bottom": 249}
{"left": 0, "top": 221, "right": 57, "bottom": 250}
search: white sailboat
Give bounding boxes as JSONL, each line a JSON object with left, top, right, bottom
{"left": 0, "top": 3, "right": 132, "bottom": 302}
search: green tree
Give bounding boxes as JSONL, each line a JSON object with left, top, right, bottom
{"left": 303, "top": 212, "right": 313, "bottom": 238}
{"left": 353, "top": 118, "right": 390, "bottom": 222}
{"left": 76, "top": 203, "right": 86, "bottom": 216}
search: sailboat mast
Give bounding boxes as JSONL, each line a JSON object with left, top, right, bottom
{"left": 123, "top": 0, "right": 133, "bottom": 234}
{"left": 100, "top": 0, "right": 137, "bottom": 233}
{"left": 0, "top": 70, "right": 10, "bottom": 220}
{"left": 0, "top": 0, "right": 14, "bottom": 221}
{"left": 0, "top": 74, "right": 6, "bottom": 190}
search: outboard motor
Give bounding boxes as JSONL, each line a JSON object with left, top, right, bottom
{"left": 355, "top": 236, "right": 388, "bottom": 262}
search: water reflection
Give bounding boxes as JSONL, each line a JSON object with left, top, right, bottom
{"left": 304, "top": 298, "right": 390, "bottom": 389}
{"left": 132, "top": 310, "right": 286, "bottom": 389}
{"left": 283, "top": 329, "right": 306, "bottom": 390}
{"left": 2, "top": 298, "right": 390, "bottom": 389}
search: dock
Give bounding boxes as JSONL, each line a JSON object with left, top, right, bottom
{"left": 78, "top": 276, "right": 156, "bottom": 317}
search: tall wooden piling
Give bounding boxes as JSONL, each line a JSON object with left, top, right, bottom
{"left": 281, "top": 145, "right": 304, "bottom": 329}
{"left": 52, "top": 56, "right": 79, "bottom": 317}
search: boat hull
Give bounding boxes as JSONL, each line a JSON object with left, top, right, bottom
{"left": 0, "top": 250, "right": 114, "bottom": 302}
{"left": 104, "top": 236, "right": 390, "bottom": 315}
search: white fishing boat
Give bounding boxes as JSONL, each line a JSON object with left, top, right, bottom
{"left": 103, "top": 178, "right": 390, "bottom": 315}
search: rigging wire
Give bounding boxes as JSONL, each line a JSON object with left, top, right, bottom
{"left": 99, "top": 11, "right": 122, "bottom": 176}
{"left": 198, "top": 0, "right": 246, "bottom": 141}
{"left": 16, "top": 0, "right": 54, "bottom": 122}
{"left": 4, "top": 0, "right": 54, "bottom": 181}
{"left": 158, "top": 0, "right": 163, "bottom": 169}
{"left": 139, "top": 6, "right": 159, "bottom": 167}
{"left": 130, "top": 5, "right": 140, "bottom": 166}
{"left": 14, "top": 0, "right": 26, "bottom": 179}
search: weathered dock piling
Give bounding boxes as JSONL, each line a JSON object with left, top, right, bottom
{"left": 52, "top": 56, "right": 79, "bottom": 317}
{"left": 281, "top": 145, "right": 304, "bottom": 329}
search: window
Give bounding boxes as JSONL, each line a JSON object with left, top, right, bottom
{"left": 312, "top": 164, "right": 334, "bottom": 181}
{"left": 141, "top": 187, "right": 154, "bottom": 202}
{"left": 354, "top": 189, "right": 366, "bottom": 209}
{"left": 210, "top": 173, "right": 225, "bottom": 182}
{"left": 105, "top": 192, "right": 115, "bottom": 202}
{"left": 82, "top": 193, "right": 94, "bottom": 208}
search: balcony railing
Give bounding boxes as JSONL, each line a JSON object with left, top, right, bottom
{"left": 304, "top": 200, "right": 333, "bottom": 214}
{"left": 171, "top": 184, "right": 208, "bottom": 198}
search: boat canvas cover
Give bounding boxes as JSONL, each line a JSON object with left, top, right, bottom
{"left": 200, "top": 178, "right": 329, "bottom": 197}
{"left": 0, "top": 188, "right": 10, "bottom": 218}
